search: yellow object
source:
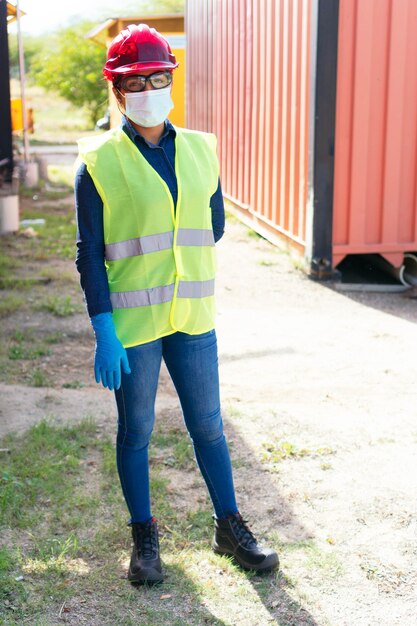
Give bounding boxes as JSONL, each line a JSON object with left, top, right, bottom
{"left": 10, "top": 98, "right": 34, "bottom": 133}
{"left": 165, "top": 33, "right": 185, "bottom": 127}
{"left": 77, "top": 126, "right": 219, "bottom": 348}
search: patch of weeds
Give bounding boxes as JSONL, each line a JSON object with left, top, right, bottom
{"left": 0, "top": 294, "right": 24, "bottom": 317}
{"left": 98, "top": 438, "right": 118, "bottom": 481}
{"left": 29, "top": 533, "right": 80, "bottom": 564}
{"left": 43, "top": 331, "right": 64, "bottom": 344}
{"left": 47, "top": 165, "right": 75, "bottom": 189}
{"left": 262, "top": 440, "right": 335, "bottom": 464}
{"left": 358, "top": 557, "right": 407, "bottom": 593}
{"left": 225, "top": 211, "right": 240, "bottom": 224}
{"left": 0, "top": 545, "right": 28, "bottom": 614}
{"left": 291, "top": 256, "right": 306, "bottom": 272}
{"left": 62, "top": 380, "right": 85, "bottom": 389}
{"left": 247, "top": 228, "right": 263, "bottom": 239}
{"left": 258, "top": 259, "right": 279, "bottom": 267}
{"left": 0, "top": 418, "right": 98, "bottom": 529}
{"left": 7, "top": 329, "right": 53, "bottom": 365}
{"left": 225, "top": 405, "right": 243, "bottom": 418}
{"left": 150, "top": 428, "right": 194, "bottom": 470}
{"left": 43, "top": 189, "right": 73, "bottom": 201}
{"left": 28, "top": 368, "right": 50, "bottom": 387}
{"left": 19, "top": 185, "right": 43, "bottom": 198}
{"left": 36, "top": 295, "right": 81, "bottom": 316}
{"left": 8, "top": 345, "right": 51, "bottom": 360}
{"left": 181, "top": 509, "right": 213, "bottom": 545}
{"left": 281, "top": 539, "right": 343, "bottom": 583}
{"left": 10, "top": 328, "right": 32, "bottom": 342}
{"left": 282, "top": 539, "right": 316, "bottom": 553}
{"left": 39, "top": 266, "right": 75, "bottom": 284}
{"left": 18, "top": 209, "right": 76, "bottom": 261}
{"left": 231, "top": 455, "right": 247, "bottom": 469}
{"left": 173, "top": 438, "right": 194, "bottom": 469}
{"left": 151, "top": 429, "right": 184, "bottom": 449}
{"left": 320, "top": 462, "right": 333, "bottom": 471}
{"left": 0, "top": 276, "right": 41, "bottom": 290}
{"left": 151, "top": 473, "right": 174, "bottom": 523}
{"left": 305, "top": 543, "right": 343, "bottom": 579}
{"left": 0, "top": 253, "right": 17, "bottom": 277}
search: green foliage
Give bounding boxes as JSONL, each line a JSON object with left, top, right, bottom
{"left": 30, "top": 22, "right": 107, "bottom": 127}
{"left": 7, "top": 33, "right": 45, "bottom": 79}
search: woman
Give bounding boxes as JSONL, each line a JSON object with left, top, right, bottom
{"left": 75, "top": 23, "right": 278, "bottom": 584}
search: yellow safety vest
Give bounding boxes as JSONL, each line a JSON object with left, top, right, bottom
{"left": 77, "top": 126, "right": 219, "bottom": 348}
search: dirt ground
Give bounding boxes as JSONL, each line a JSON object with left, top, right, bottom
{"left": 1, "top": 196, "right": 417, "bottom": 625}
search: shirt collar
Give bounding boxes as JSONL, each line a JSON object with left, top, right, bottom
{"left": 121, "top": 116, "right": 176, "bottom": 147}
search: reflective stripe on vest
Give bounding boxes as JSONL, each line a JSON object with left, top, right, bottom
{"left": 105, "top": 228, "right": 214, "bottom": 261}
{"left": 110, "top": 279, "right": 215, "bottom": 309}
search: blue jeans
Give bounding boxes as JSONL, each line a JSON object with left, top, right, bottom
{"left": 114, "top": 330, "right": 239, "bottom": 523}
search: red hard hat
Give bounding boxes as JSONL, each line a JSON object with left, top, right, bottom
{"left": 103, "top": 23, "right": 179, "bottom": 81}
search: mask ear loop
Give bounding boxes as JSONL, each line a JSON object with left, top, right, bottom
{"left": 113, "top": 85, "right": 126, "bottom": 116}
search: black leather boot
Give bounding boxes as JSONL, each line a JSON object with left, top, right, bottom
{"left": 212, "top": 512, "right": 279, "bottom": 572}
{"left": 128, "top": 517, "right": 164, "bottom": 584}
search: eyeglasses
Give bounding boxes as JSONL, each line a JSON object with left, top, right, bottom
{"left": 119, "top": 71, "right": 173, "bottom": 93}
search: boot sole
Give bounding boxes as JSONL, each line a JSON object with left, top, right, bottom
{"left": 128, "top": 567, "right": 164, "bottom": 585}
{"left": 212, "top": 544, "right": 279, "bottom": 572}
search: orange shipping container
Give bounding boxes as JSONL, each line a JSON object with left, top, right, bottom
{"left": 186, "top": 0, "right": 417, "bottom": 278}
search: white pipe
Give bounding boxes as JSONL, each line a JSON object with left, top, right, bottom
{"left": 368, "top": 254, "right": 417, "bottom": 288}
{"left": 16, "top": 0, "right": 30, "bottom": 164}
{"left": 399, "top": 254, "right": 417, "bottom": 287}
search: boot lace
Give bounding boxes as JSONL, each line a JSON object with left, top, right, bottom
{"left": 230, "top": 513, "right": 257, "bottom": 549}
{"left": 132, "top": 519, "right": 158, "bottom": 559}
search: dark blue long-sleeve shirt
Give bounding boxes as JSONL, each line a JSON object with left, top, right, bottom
{"left": 75, "top": 117, "right": 225, "bottom": 317}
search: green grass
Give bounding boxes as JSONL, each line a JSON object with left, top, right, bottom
{"left": 47, "top": 165, "right": 75, "bottom": 189}
{"left": 0, "top": 254, "right": 21, "bottom": 277}
{"left": 150, "top": 428, "right": 195, "bottom": 470}
{"left": 0, "top": 276, "right": 47, "bottom": 290}
{"left": 0, "top": 418, "right": 97, "bottom": 528}
{"left": 258, "top": 259, "right": 279, "bottom": 267}
{"left": 261, "top": 439, "right": 335, "bottom": 464}
{"left": 43, "top": 331, "right": 64, "bottom": 344}
{"left": 36, "top": 295, "right": 81, "bottom": 317}
{"left": 62, "top": 380, "right": 85, "bottom": 389}
{"left": 39, "top": 267, "right": 76, "bottom": 284}
{"left": 29, "top": 368, "right": 51, "bottom": 387}
{"left": 0, "top": 295, "right": 24, "bottom": 317}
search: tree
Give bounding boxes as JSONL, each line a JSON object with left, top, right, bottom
{"left": 8, "top": 34, "right": 45, "bottom": 79}
{"left": 30, "top": 22, "right": 107, "bottom": 127}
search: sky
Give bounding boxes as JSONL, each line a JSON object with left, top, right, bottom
{"left": 10, "top": 0, "right": 143, "bottom": 35}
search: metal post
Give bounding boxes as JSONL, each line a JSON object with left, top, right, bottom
{"left": 0, "top": 0, "right": 13, "bottom": 180}
{"left": 16, "top": 0, "right": 30, "bottom": 164}
{"left": 309, "top": 0, "right": 340, "bottom": 279}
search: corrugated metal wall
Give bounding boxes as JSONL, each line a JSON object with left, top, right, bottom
{"left": 186, "top": 0, "right": 312, "bottom": 252}
{"left": 333, "top": 0, "right": 417, "bottom": 267}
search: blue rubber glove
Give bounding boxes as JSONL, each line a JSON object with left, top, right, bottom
{"left": 90, "top": 313, "right": 131, "bottom": 391}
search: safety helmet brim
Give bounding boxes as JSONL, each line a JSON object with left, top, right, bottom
{"left": 103, "top": 23, "right": 179, "bottom": 82}
{"left": 110, "top": 60, "right": 179, "bottom": 76}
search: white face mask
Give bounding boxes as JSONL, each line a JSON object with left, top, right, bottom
{"left": 124, "top": 86, "right": 173, "bottom": 127}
